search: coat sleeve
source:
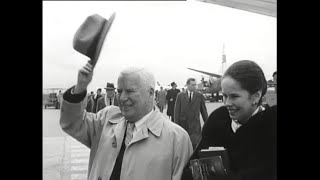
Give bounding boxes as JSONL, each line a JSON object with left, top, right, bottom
{"left": 174, "top": 93, "right": 181, "bottom": 124}
{"left": 172, "top": 128, "right": 193, "bottom": 180}
{"left": 60, "top": 95, "right": 109, "bottom": 149}
{"left": 199, "top": 93, "right": 208, "bottom": 122}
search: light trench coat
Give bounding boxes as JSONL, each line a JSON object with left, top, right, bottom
{"left": 60, "top": 98, "right": 193, "bottom": 180}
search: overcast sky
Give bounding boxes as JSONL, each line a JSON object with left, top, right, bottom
{"left": 43, "top": 0, "right": 276, "bottom": 93}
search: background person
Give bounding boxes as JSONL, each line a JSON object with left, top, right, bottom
{"left": 96, "top": 82, "right": 119, "bottom": 112}
{"left": 86, "top": 91, "right": 94, "bottom": 112}
{"left": 166, "top": 82, "right": 180, "bottom": 122}
{"left": 273, "top": 71, "right": 277, "bottom": 93}
{"left": 91, "top": 88, "right": 102, "bottom": 113}
{"left": 56, "top": 90, "right": 63, "bottom": 109}
{"left": 174, "top": 78, "right": 208, "bottom": 149}
{"left": 156, "top": 86, "right": 166, "bottom": 113}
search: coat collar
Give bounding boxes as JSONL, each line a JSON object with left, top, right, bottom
{"left": 112, "top": 117, "right": 126, "bottom": 148}
{"left": 130, "top": 109, "right": 163, "bottom": 145}
{"left": 110, "top": 108, "right": 164, "bottom": 147}
{"left": 183, "top": 91, "right": 188, "bottom": 99}
{"left": 145, "top": 108, "right": 163, "bottom": 137}
{"left": 184, "top": 91, "right": 195, "bottom": 103}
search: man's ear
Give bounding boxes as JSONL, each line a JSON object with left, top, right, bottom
{"left": 149, "top": 88, "right": 155, "bottom": 97}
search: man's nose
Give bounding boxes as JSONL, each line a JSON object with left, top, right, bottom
{"left": 118, "top": 92, "right": 128, "bottom": 102}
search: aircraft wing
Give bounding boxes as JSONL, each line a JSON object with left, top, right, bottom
{"left": 197, "top": 0, "right": 277, "bottom": 17}
{"left": 187, "top": 68, "right": 222, "bottom": 78}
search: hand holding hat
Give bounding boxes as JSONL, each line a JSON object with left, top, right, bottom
{"left": 73, "top": 13, "right": 116, "bottom": 68}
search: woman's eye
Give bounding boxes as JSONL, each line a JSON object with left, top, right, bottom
{"left": 230, "top": 95, "right": 239, "bottom": 99}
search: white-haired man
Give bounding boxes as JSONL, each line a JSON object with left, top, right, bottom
{"left": 60, "top": 63, "right": 193, "bottom": 180}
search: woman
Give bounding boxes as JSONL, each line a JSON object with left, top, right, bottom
{"left": 181, "top": 60, "right": 277, "bottom": 180}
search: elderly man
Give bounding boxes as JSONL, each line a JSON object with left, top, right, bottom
{"left": 60, "top": 63, "right": 193, "bottom": 180}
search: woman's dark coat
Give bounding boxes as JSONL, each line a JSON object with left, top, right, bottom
{"left": 181, "top": 105, "right": 277, "bottom": 180}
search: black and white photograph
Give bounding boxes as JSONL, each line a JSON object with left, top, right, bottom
{"left": 43, "top": 1, "right": 277, "bottom": 180}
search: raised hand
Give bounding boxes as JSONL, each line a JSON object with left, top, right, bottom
{"left": 74, "top": 62, "right": 94, "bottom": 94}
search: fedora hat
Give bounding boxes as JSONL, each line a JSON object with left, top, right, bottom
{"left": 105, "top": 83, "right": 116, "bottom": 90}
{"left": 73, "top": 13, "right": 116, "bottom": 67}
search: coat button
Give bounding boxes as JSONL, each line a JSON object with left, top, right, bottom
{"left": 98, "top": 177, "right": 102, "bottom": 180}
{"left": 112, "top": 141, "right": 117, "bottom": 148}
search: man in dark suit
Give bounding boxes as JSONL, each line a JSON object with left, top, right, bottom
{"left": 174, "top": 78, "right": 208, "bottom": 149}
{"left": 96, "top": 82, "right": 119, "bottom": 112}
{"left": 166, "top": 82, "right": 180, "bottom": 122}
{"left": 86, "top": 91, "right": 94, "bottom": 112}
{"left": 91, "top": 88, "right": 102, "bottom": 113}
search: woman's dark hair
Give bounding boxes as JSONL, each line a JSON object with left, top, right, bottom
{"left": 273, "top": 71, "right": 277, "bottom": 77}
{"left": 222, "top": 60, "right": 267, "bottom": 105}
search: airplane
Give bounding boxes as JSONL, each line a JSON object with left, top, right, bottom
{"left": 187, "top": 0, "right": 277, "bottom": 103}
{"left": 187, "top": 67, "right": 277, "bottom": 106}
{"left": 187, "top": 68, "right": 223, "bottom": 102}
{"left": 196, "top": 0, "right": 276, "bottom": 18}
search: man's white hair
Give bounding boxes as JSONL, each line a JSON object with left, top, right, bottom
{"left": 119, "top": 67, "right": 155, "bottom": 91}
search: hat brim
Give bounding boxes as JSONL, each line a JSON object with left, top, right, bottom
{"left": 90, "top": 12, "right": 116, "bottom": 67}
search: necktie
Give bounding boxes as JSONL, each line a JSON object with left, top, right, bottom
{"left": 109, "top": 98, "right": 112, "bottom": 105}
{"left": 189, "top": 92, "right": 192, "bottom": 102}
{"left": 125, "top": 122, "right": 135, "bottom": 147}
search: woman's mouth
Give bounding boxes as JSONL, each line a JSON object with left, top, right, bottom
{"left": 227, "top": 108, "right": 238, "bottom": 114}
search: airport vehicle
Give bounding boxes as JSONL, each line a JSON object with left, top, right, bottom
{"left": 191, "top": 0, "right": 276, "bottom": 101}
{"left": 43, "top": 88, "right": 64, "bottom": 109}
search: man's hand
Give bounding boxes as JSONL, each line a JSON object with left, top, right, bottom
{"left": 74, "top": 62, "right": 94, "bottom": 94}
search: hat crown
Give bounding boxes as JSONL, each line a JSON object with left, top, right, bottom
{"left": 73, "top": 13, "right": 116, "bottom": 67}
{"left": 106, "top": 83, "right": 115, "bottom": 89}
{"left": 73, "top": 14, "right": 106, "bottom": 59}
